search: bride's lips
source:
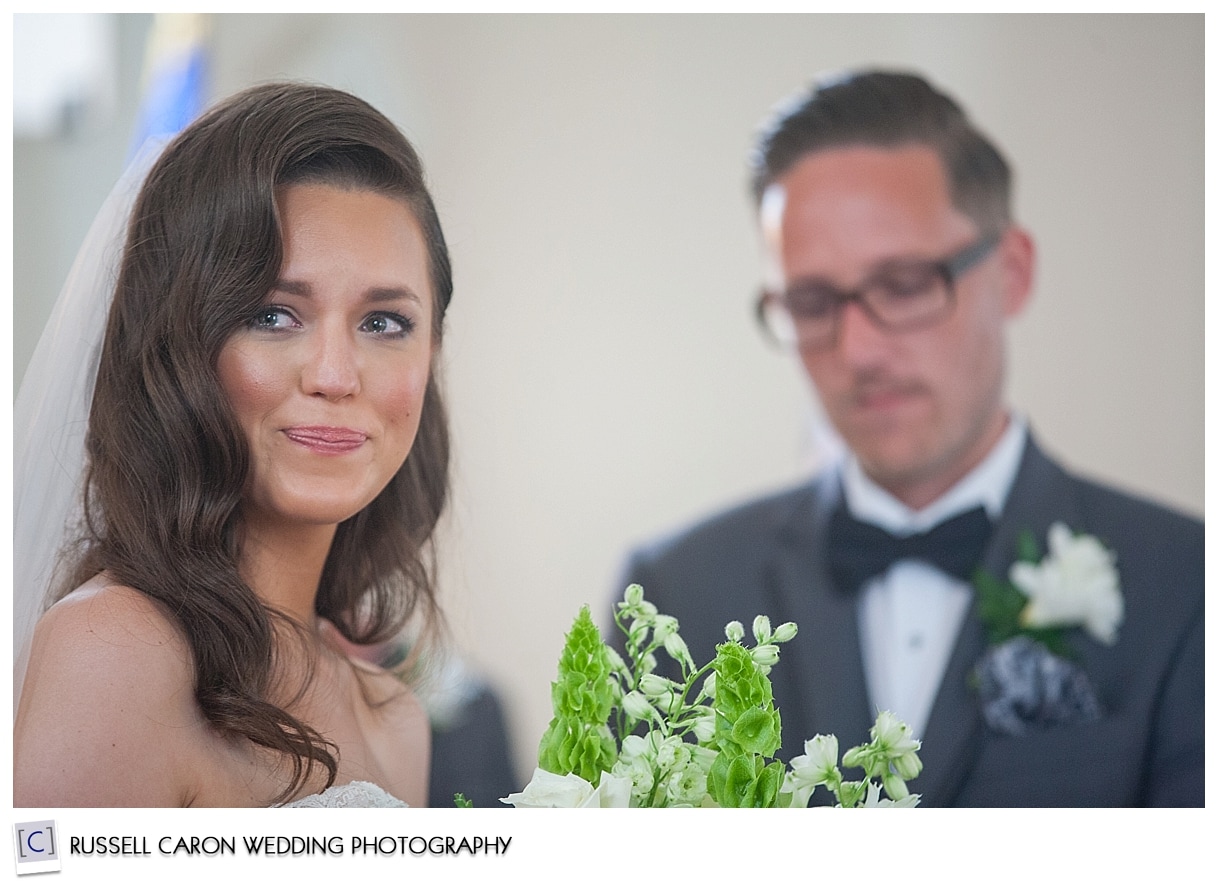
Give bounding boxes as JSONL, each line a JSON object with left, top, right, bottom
{"left": 283, "top": 426, "right": 369, "bottom": 454}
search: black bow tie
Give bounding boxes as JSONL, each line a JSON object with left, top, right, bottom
{"left": 826, "top": 504, "right": 993, "bottom": 593}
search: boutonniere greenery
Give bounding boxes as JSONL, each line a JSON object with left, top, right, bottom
{"left": 972, "top": 522, "right": 1123, "bottom": 736}
{"left": 501, "top": 584, "right": 923, "bottom": 808}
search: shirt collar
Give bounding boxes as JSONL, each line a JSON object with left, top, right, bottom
{"left": 842, "top": 415, "right": 1027, "bottom": 535}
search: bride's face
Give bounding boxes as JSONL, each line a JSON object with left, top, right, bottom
{"left": 217, "top": 183, "right": 434, "bottom": 531}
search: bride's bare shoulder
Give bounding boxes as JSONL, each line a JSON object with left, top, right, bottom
{"left": 24, "top": 579, "right": 194, "bottom": 689}
{"left": 38, "top": 577, "right": 186, "bottom": 648}
{"left": 14, "top": 577, "right": 200, "bottom": 807}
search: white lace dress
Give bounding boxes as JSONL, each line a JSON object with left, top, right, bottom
{"left": 281, "top": 780, "right": 408, "bottom": 808}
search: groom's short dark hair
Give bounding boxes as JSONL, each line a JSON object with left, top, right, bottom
{"left": 749, "top": 69, "right": 1013, "bottom": 234}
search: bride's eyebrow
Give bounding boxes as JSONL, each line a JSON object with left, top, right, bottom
{"left": 268, "top": 280, "right": 423, "bottom": 306}
{"left": 365, "top": 286, "right": 423, "bottom": 306}
{"left": 269, "top": 279, "right": 311, "bottom": 298}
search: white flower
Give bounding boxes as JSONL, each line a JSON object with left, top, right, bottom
{"left": 870, "top": 710, "right": 919, "bottom": 758}
{"left": 655, "top": 735, "right": 686, "bottom": 771}
{"left": 619, "top": 733, "right": 649, "bottom": 761}
{"left": 781, "top": 734, "right": 839, "bottom": 808}
{"left": 652, "top": 614, "right": 679, "bottom": 641}
{"left": 844, "top": 711, "right": 922, "bottom": 782}
{"left": 621, "top": 690, "right": 655, "bottom": 722}
{"left": 751, "top": 644, "right": 780, "bottom": 668}
{"left": 664, "top": 764, "right": 709, "bottom": 807}
{"left": 611, "top": 746, "right": 656, "bottom": 800}
{"left": 687, "top": 744, "right": 717, "bottom": 773}
{"left": 790, "top": 734, "right": 839, "bottom": 787}
{"left": 1010, "top": 522, "right": 1123, "bottom": 645}
{"left": 501, "top": 768, "right": 632, "bottom": 808}
{"left": 752, "top": 615, "right": 772, "bottom": 643}
{"left": 590, "top": 770, "right": 634, "bottom": 807}
{"left": 858, "top": 782, "right": 920, "bottom": 808}
{"left": 689, "top": 707, "right": 716, "bottom": 743}
{"left": 724, "top": 620, "right": 745, "bottom": 642}
{"left": 773, "top": 621, "right": 799, "bottom": 644}
{"left": 663, "top": 633, "right": 695, "bottom": 669}
{"left": 639, "top": 673, "right": 676, "bottom": 699}
{"left": 603, "top": 645, "right": 630, "bottom": 677}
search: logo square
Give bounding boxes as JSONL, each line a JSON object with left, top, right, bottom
{"left": 13, "top": 820, "right": 61, "bottom": 875}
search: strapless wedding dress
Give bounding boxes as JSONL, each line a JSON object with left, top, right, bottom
{"left": 281, "top": 780, "right": 408, "bottom": 807}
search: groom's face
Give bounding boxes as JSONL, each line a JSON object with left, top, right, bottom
{"left": 760, "top": 144, "right": 1032, "bottom": 508}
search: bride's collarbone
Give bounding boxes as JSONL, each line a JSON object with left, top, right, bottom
{"left": 292, "top": 649, "right": 418, "bottom": 773}
{"left": 191, "top": 624, "right": 426, "bottom": 805}
{"left": 182, "top": 658, "right": 399, "bottom": 807}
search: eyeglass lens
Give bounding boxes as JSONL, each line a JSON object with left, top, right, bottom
{"left": 759, "top": 235, "right": 1000, "bottom": 351}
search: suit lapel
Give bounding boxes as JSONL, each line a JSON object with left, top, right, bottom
{"left": 764, "top": 471, "right": 873, "bottom": 755}
{"left": 916, "top": 434, "right": 1084, "bottom": 805}
{"left": 756, "top": 438, "right": 1086, "bottom": 805}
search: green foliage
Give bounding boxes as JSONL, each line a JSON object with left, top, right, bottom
{"left": 973, "top": 568, "right": 1028, "bottom": 645}
{"left": 524, "top": 585, "right": 921, "bottom": 808}
{"left": 710, "top": 753, "right": 784, "bottom": 808}
{"left": 704, "top": 641, "right": 785, "bottom": 807}
{"left": 1016, "top": 527, "right": 1041, "bottom": 564}
{"left": 452, "top": 793, "right": 473, "bottom": 808}
{"left": 536, "top": 606, "right": 619, "bottom": 782}
{"left": 974, "top": 531, "right": 1071, "bottom": 657}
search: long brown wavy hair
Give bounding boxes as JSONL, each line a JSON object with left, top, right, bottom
{"left": 59, "top": 82, "right": 453, "bottom": 802}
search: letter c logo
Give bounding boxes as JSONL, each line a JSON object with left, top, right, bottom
{"left": 25, "top": 830, "right": 45, "bottom": 853}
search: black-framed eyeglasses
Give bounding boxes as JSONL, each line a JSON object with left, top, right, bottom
{"left": 755, "top": 234, "right": 1003, "bottom": 352}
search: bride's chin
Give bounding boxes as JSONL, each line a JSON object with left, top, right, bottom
{"left": 242, "top": 492, "right": 386, "bottom": 533}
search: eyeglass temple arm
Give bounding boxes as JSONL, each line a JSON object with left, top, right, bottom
{"left": 945, "top": 232, "right": 1003, "bottom": 280}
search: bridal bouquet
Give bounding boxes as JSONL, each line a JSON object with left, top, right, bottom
{"left": 502, "top": 585, "right": 922, "bottom": 808}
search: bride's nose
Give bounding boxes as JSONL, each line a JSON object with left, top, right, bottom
{"left": 301, "top": 327, "right": 361, "bottom": 399}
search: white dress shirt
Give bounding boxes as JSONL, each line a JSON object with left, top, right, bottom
{"left": 842, "top": 416, "right": 1027, "bottom": 738}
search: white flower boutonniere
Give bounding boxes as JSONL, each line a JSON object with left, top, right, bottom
{"left": 1009, "top": 522, "right": 1123, "bottom": 645}
{"left": 972, "top": 523, "right": 1122, "bottom": 736}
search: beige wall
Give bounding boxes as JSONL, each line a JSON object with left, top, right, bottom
{"left": 13, "top": 14, "right": 1204, "bottom": 786}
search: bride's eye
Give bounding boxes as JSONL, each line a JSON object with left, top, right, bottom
{"left": 360, "top": 312, "right": 414, "bottom": 337}
{"left": 249, "top": 306, "right": 298, "bottom": 331}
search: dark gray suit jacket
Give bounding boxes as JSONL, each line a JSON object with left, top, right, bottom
{"left": 616, "top": 436, "right": 1204, "bottom": 806}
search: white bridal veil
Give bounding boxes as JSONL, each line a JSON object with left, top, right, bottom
{"left": 13, "top": 139, "right": 168, "bottom": 718}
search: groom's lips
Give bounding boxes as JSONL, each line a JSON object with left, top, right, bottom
{"left": 848, "top": 378, "right": 928, "bottom": 415}
{"left": 283, "top": 426, "right": 368, "bottom": 454}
